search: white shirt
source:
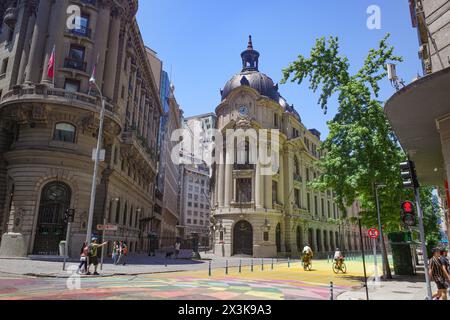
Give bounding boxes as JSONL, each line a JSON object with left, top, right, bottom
{"left": 303, "top": 246, "right": 312, "bottom": 254}
{"left": 334, "top": 251, "right": 342, "bottom": 259}
{"left": 175, "top": 243, "right": 181, "bottom": 250}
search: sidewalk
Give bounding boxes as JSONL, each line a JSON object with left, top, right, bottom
{"left": 0, "top": 251, "right": 291, "bottom": 278}
{"left": 337, "top": 268, "right": 434, "bottom": 300}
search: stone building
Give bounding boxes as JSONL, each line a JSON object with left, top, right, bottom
{"left": 211, "top": 37, "right": 371, "bottom": 258}
{"left": 157, "top": 84, "right": 183, "bottom": 247}
{"left": 0, "top": 0, "right": 162, "bottom": 257}
{"left": 179, "top": 162, "right": 211, "bottom": 246}
{"left": 385, "top": 0, "right": 450, "bottom": 239}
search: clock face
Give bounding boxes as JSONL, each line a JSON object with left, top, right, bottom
{"left": 238, "top": 106, "right": 249, "bottom": 116}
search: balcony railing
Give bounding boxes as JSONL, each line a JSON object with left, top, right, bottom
{"left": 65, "top": 26, "right": 92, "bottom": 39}
{"left": 79, "top": 0, "right": 97, "bottom": 5}
{"left": 234, "top": 163, "right": 255, "bottom": 170}
{"left": 64, "top": 57, "right": 87, "bottom": 72}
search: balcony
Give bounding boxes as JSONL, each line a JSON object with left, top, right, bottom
{"left": 233, "top": 163, "right": 255, "bottom": 170}
{"left": 65, "top": 26, "right": 92, "bottom": 39}
{"left": 64, "top": 57, "right": 87, "bottom": 72}
{"left": 0, "top": 86, "right": 121, "bottom": 133}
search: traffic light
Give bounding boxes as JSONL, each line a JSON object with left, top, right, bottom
{"left": 400, "top": 160, "right": 419, "bottom": 189}
{"left": 401, "top": 201, "right": 416, "bottom": 226}
{"left": 64, "top": 209, "right": 75, "bottom": 224}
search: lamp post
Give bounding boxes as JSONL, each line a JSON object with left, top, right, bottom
{"left": 85, "top": 77, "right": 106, "bottom": 244}
{"left": 374, "top": 183, "right": 392, "bottom": 279}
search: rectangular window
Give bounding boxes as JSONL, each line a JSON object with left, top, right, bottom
{"left": 307, "top": 193, "right": 311, "bottom": 212}
{"left": 1, "top": 58, "right": 8, "bottom": 75}
{"left": 53, "top": 123, "right": 76, "bottom": 143}
{"left": 314, "top": 196, "right": 318, "bottom": 215}
{"left": 236, "top": 178, "right": 252, "bottom": 203}
{"left": 294, "top": 189, "right": 301, "bottom": 208}
{"left": 321, "top": 198, "right": 325, "bottom": 216}
{"left": 272, "top": 181, "right": 278, "bottom": 204}
{"left": 64, "top": 79, "right": 80, "bottom": 92}
{"left": 274, "top": 113, "right": 278, "bottom": 127}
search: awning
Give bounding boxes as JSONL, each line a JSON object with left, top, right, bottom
{"left": 385, "top": 66, "right": 450, "bottom": 186}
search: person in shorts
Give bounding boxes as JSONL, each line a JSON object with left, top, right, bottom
{"left": 86, "top": 238, "right": 108, "bottom": 276}
{"left": 429, "top": 248, "right": 449, "bottom": 300}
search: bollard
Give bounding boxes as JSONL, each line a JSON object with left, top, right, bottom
{"left": 261, "top": 259, "right": 264, "bottom": 271}
{"left": 251, "top": 259, "right": 254, "bottom": 272}
{"left": 330, "top": 281, "right": 334, "bottom": 300}
{"left": 209, "top": 261, "right": 212, "bottom": 277}
{"left": 226, "top": 260, "right": 228, "bottom": 275}
{"left": 271, "top": 258, "right": 274, "bottom": 270}
{"left": 239, "top": 260, "right": 242, "bottom": 273}
{"left": 288, "top": 257, "right": 290, "bottom": 268}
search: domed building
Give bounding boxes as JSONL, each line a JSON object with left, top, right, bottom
{"left": 211, "top": 36, "right": 370, "bottom": 258}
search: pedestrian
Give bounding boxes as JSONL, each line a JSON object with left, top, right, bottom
{"left": 77, "top": 242, "right": 89, "bottom": 274}
{"left": 121, "top": 241, "right": 128, "bottom": 265}
{"left": 175, "top": 238, "right": 181, "bottom": 259}
{"left": 440, "top": 248, "right": 450, "bottom": 293}
{"left": 429, "top": 247, "right": 449, "bottom": 300}
{"left": 112, "top": 241, "right": 119, "bottom": 265}
{"left": 86, "top": 237, "right": 108, "bottom": 276}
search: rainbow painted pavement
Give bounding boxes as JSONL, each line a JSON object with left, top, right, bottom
{"left": 0, "top": 260, "right": 372, "bottom": 300}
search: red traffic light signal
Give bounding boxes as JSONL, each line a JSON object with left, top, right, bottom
{"left": 402, "top": 201, "right": 414, "bottom": 214}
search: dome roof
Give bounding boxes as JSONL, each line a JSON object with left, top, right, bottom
{"left": 221, "top": 36, "right": 302, "bottom": 123}
{"left": 221, "top": 70, "right": 279, "bottom": 102}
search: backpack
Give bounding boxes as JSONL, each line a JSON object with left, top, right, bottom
{"left": 123, "top": 246, "right": 128, "bottom": 255}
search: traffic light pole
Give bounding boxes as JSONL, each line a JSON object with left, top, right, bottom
{"left": 414, "top": 187, "right": 433, "bottom": 300}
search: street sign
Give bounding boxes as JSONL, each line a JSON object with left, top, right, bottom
{"left": 368, "top": 228, "right": 380, "bottom": 239}
{"left": 97, "top": 224, "right": 118, "bottom": 231}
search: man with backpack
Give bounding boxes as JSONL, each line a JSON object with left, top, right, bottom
{"left": 86, "top": 237, "right": 108, "bottom": 276}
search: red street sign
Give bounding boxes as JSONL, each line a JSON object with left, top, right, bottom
{"left": 97, "top": 225, "right": 118, "bottom": 231}
{"left": 368, "top": 228, "right": 380, "bottom": 239}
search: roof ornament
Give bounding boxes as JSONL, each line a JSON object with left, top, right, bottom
{"left": 247, "top": 35, "right": 254, "bottom": 50}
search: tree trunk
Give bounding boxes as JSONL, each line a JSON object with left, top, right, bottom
{"left": 381, "top": 234, "right": 392, "bottom": 279}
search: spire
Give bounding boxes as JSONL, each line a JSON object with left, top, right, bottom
{"left": 247, "top": 35, "right": 253, "bottom": 50}
{"left": 241, "top": 35, "right": 260, "bottom": 72}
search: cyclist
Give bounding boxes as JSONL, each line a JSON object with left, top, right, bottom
{"left": 302, "top": 244, "right": 314, "bottom": 265}
{"left": 334, "top": 248, "right": 344, "bottom": 268}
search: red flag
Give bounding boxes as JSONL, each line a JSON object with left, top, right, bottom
{"left": 47, "top": 46, "right": 55, "bottom": 79}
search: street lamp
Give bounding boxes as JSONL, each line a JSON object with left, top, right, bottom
{"left": 85, "top": 76, "right": 107, "bottom": 244}
{"left": 374, "top": 183, "right": 392, "bottom": 279}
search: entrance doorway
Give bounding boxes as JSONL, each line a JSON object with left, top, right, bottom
{"left": 233, "top": 220, "right": 253, "bottom": 255}
{"left": 33, "top": 181, "right": 71, "bottom": 255}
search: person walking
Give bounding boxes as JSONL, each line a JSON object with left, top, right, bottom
{"left": 121, "top": 241, "right": 128, "bottom": 266}
{"left": 77, "top": 242, "right": 89, "bottom": 274}
{"left": 112, "top": 241, "right": 119, "bottom": 265}
{"left": 86, "top": 238, "right": 108, "bottom": 276}
{"left": 429, "top": 248, "right": 449, "bottom": 300}
{"left": 175, "top": 238, "right": 181, "bottom": 259}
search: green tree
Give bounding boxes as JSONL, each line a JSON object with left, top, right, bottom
{"left": 417, "top": 187, "right": 441, "bottom": 246}
{"left": 281, "top": 34, "right": 404, "bottom": 278}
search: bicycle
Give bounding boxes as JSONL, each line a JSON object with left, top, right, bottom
{"left": 302, "top": 255, "right": 313, "bottom": 271}
{"left": 332, "top": 259, "right": 347, "bottom": 274}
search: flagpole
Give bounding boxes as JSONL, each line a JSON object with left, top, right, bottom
{"left": 52, "top": 45, "right": 56, "bottom": 88}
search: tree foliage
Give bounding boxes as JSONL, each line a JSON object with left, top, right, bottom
{"left": 281, "top": 34, "right": 409, "bottom": 231}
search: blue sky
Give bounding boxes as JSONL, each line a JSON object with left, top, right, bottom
{"left": 137, "top": 0, "right": 421, "bottom": 137}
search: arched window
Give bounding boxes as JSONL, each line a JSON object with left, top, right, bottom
{"left": 54, "top": 123, "right": 76, "bottom": 143}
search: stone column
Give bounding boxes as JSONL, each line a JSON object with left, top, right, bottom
{"left": 224, "top": 149, "right": 233, "bottom": 207}
{"left": 17, "top": 9, "right": 36, "bottom": 85}
{"left": 255, "top": 160, "right": 262, "bottom": 208}
{"left": 277, "top": 152, "right": 284, "bottom": 206}
{"left": 41, "top": 0, "right": 68, "bottom": 85}
{"left": 217, "top": 152, "right": 225, "bottom": 208}
{"left": 103, "top": 9, "right": 121, "bottom": 100}
{"left": 283, "top": 148, "right": 292, "bottom": 212}
{"left": 264, "top": 174, "right": 272, "bottom": 209}
{"left": 311, "top": 228, "right": 317, "bottom": 253}
{"left": 25, "top": 0, "right": 52, "bottom": 84}
{"left": 91, "top": 3, "right": 111, "bottom": 89}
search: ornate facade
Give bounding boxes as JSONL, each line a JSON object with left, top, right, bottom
{"left": 0, "top": 0, "right": 162, "bottom": 257}
{"left": 211, "top": 37, "right": 372, "bottom": 258}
